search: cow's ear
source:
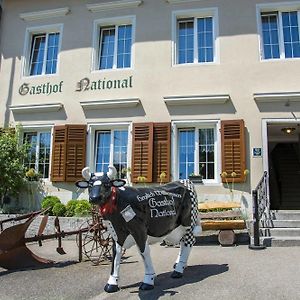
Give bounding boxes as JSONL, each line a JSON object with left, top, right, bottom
{"left": 111, "top": 179, "right": 126, "bottom": 187}
{"left": 75, "top": 180, "right": 89, "bottom": 189}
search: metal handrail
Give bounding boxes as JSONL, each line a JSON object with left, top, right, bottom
{"left": 249, "top": 171, "right": 270, "bottom": 250}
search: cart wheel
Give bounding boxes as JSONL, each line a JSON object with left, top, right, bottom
{"left": 82, "top": 223, "right": 113, "bottom": 265}
{"left": 75, "top": 218, "right": 94, "bottom": 247}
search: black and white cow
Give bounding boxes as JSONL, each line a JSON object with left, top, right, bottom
{"left": 76, "top": 166, "right": 201, "bottom": 293}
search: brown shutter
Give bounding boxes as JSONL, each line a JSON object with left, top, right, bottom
{"left": 132, "top": 123, "right": 153, "bottom": 183}
{"left": 65, "top": 125, "right": 87, "bottom": 182}
{"left": 153, "top": 123, "right": 171, "bottom": 183}
{"left": 221, "top": 119, "right": 246, "bottom": 183}
{"left": 51, "top": 126, "right": 67, "bottom": 182}
{"left": 51, "top": 125, "right": 87, "bottom": 182}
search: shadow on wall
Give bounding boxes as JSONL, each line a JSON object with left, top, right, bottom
{"left": 82, "top": 104, "right": 146, "bottom": 119}
{"left": 255, "top": 101, "right": 300, "bottom": 113}
{"left": 166, "top": 101, "right": 236, "bottom": 116}
{"left": 12, "top": 108, "right": 67, "bottom": 122}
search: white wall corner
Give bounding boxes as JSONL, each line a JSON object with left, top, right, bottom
{"left": 86, "top": 0, "right": 143, "bottom": 12}
{"left": 19, "top": 7, "right": 70, "bottom": 21}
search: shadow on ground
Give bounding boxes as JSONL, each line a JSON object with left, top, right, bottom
{"left": 0, "top": 260, "right": 78, "bottom": 277}
{"left": 121, "top": 263, "right": 229, "bottom": 299}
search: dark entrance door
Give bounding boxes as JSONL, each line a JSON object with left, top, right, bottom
{"left": 269, "top": 143, "right": 300, "bottom": 210}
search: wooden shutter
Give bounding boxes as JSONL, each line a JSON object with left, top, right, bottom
{"left": 132, "top": 123, "right": 153, "bottom": 183}
{"left": 221, "top": 119, "right": 246, "bottom": 183}
{"left": 51, "top": 125, "right": 86, "bottom": 182}
{"left": 51, "top": 126, "right": 67, "bottom": 182}
{"left": 153, "top": 123, "right": 171, "bottom": 183}
{"left": 65, "top": 125, "right": 87, "bottom": 182}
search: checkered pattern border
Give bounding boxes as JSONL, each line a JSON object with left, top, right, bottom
{"left": 180, "top": 179, "right": 198, "bottom": 247}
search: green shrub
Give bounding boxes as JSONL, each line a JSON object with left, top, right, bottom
{"left": 52, "top": 203, "right": 66, "bottom": 216}
{"left": 65, "top": 200, "right": 78, "bottom": 217}
{"left": 74, "top": 200, "right": 92, "bottom": 217}
{"left": 41, "top": 196, "right": 61, "bottom": 215}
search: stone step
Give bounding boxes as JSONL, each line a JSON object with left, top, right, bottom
{"left": 261, "top": 227, "right": 300, "bottom": 237}
{"left": 260, "top": 237, "right": 300, "bottom": 247}
{"left": 270, "top": 220, "right": 300, "bottom": 228}
{"left": 271, "top": 210, "right": 300, "bottom": 220}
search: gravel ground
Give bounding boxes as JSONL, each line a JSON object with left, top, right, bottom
{"left": 0, "top": 240, "right": 299, "bottom": 300}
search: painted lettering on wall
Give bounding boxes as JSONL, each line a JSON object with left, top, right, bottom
{"left": 76, "top": 76, "right": 133, "bottom": 92}
{"left": 19, "top": 81, "right": 63, "bottom": 96}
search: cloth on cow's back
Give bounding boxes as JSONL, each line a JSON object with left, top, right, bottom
{"left": 114, "top": 180, "right": 198, "bottom": 243}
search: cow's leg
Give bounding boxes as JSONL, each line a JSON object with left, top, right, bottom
{"left": 138, "top": 241, "right": 156, "bottom": 290}
{"left": 171, "top": 240, "right": 193, "bottom": 278}
{"left": 104, "top": 241, "right": 122, "bottom": 293}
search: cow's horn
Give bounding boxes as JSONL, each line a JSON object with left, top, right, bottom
{"left": 82, "top": 167, "right": 91, "bottom": 180}
{"left": 107, "top": 165, "right": 117, "bottom": 179}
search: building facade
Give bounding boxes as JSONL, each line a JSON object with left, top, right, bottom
{"left": 1, "top": 0, "right": 300, "bottom": 216}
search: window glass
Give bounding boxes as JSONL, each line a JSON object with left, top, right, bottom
{"left": 117, "top": 25, "right": 132, "bottom": 68}
{"left": 197, "top": 17, "right": 214, "bottom": 62}
{"left": 113, "top": 130, "right": 128, "bottom": 178}
{"left": 24, "top": 131, "right": 51, "bottom": 178}
{"left": 261, "top": 14, "right": 280, "bottom": 59}
{"left": 38, "top": 132, "right": 51, "bottom": 179}
{"left": 99, "top": 27, "right": 115, "bottom": 70}
{"left": 177, "top": 15, "right": 214, "bottom": 64}
{"left": 98, "top": 24, "right": 132, "bottom": 70}
{"left": 199, "top": 128, "right": 215, "bottom": 179}
{"left": 46, "top": 33, "right": 59, "bottom": 74}
{"left": 178, "top": 20, "right": 194, "bottom": 64}
{"left": 29, "top": 32, "right": 59, "bottom": 76}
{"left": 178, "top": 126, "right": 216, "bottom": 181}
{"left": 95, "top": 130, "right": 128, "bottom": 178}
{"left": 282, "top": 11, "right": 300, "bottom": 58}
{"left": 178, "top": 129, "right": 195, "bottom": 179}
{"left": 95, "top": 131, "right": 111, "bottom": 173}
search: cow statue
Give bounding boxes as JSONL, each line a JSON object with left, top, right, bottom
{"left": 76, "top": 165, "right": 202, "bottom": 293}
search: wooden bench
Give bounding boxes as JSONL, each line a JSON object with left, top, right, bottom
{"left": 198, "top": 201, "right": 246, "bottom": 246}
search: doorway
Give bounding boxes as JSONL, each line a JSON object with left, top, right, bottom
{"left": 267, "top": 122, "right": 300, "bottom": 210}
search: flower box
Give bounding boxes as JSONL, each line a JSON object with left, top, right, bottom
{"left": 188, "top": 175, "right": 203, "bottom": 183}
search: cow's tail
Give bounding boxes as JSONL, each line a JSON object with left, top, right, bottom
{"left": 180, "top": 180, "right": 202, "bottom": 247}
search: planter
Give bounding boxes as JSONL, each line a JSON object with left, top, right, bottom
{"left": 188, "top": 175, "right": 203, "bottom": 184}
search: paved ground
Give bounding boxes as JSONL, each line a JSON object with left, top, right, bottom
{"left": 0, "top": 240, "right": 299, "bottom": 300}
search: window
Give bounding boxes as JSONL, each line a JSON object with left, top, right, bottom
{"left": 259, "top": 4, "right": 300, "bottom": 59}
{"left": 178, "top": 127, "right": 216, "bottom": 181}
{"left": 24, "top": 24, "right": 62, "bottom": 76}
{"left": 94, "top": 16, "right": 135, "bottom": 70}
{"left": 23, "top": 131, "right": 51, "bottom": 179}
{"left": 173, "top": 8, "right": 218, "bottom": 65}
{"left": 95, "top": 129, "right": 128, "bottom": 178}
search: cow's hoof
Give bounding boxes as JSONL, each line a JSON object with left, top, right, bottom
{"left": 171, "top": 271, "right": 183, "bottom": 278}
{"left": 104, "top": 284, "right": 119, "bottom": 293}
{"left": 139, "top": 283, "right": 154, "bottom": 290}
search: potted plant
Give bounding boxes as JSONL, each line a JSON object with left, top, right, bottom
{"left": 188, "top": 173, "right": 203, "bottom": 183}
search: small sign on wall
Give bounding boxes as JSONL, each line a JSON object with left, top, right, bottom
{"left": 252, "top": 147, "right": 262, "bottom": 157}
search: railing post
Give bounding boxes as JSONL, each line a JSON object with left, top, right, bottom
{"left": 249, "top": 189, "right": 266, "bottom": 250}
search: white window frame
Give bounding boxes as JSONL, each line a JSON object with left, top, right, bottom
{"left": 92, "top": 15, "right": 136, "bottom": 72}
{"left": 171, "top": 120, "right": 221, "bottom": 184}
{"left": 22, "top": 24, "right": 63, "bottom": 78}
{"left": 21, "top": 125, "right": 54, "bottom": 181}
{"left": 256, "top": 1, "right": 300, "bottom": 61}
{"left": 87, "top": 122, "right": 132, "bottom": 177}
{"left": 171, "top": 7, "right": 219, "bottom": 66}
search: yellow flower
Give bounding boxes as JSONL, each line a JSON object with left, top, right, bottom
{"left": 159, "top": 172, "right": 166, "bottom": 179}
{"left": 221, "top": 171, "right": 228, "bottom": 178}
{"left": 137, "top": 176, "right": 146, "bottom": 182}
{"left": 231, "top": 172, "right": 237, "bottom": 177}
{"left": 26, "top": 168, "right": 36, "bottom": 178}
{"left": 244, "top": 169, "right": 250, "bottom": 176}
